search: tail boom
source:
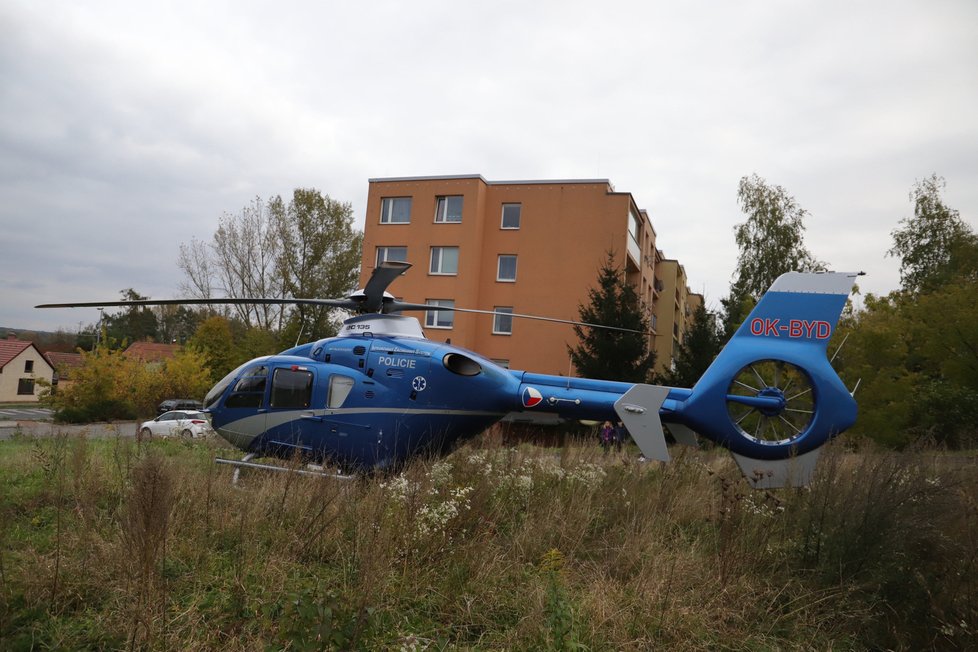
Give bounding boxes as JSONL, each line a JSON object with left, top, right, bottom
{"left": 508, "top": 272, "right": 859, "bottom": 487}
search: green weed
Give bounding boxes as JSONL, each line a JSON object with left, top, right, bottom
{"left": 0, "top": 433, "right": 976, "bottom": 650}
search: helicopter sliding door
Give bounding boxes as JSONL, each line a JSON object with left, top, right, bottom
{"left": 263, "top": 365, "right": 318, "bottom": 458}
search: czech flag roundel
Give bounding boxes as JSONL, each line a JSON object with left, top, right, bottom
{"left": 522, "top": 386, "right": 543, "bottom": 408}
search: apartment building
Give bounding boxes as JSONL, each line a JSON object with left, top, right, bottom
{"left": 654, "top": 259, "right": 704, "bottom": 374}
{"left": 359, "top": 174, "right": 700, "bottom": 377}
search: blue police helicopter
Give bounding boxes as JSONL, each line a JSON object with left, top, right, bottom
{"left": 38, "top": 261, "right": 860, "bottom": 487}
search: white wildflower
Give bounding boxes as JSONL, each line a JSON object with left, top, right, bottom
{"left": 566, "top": 462, "right": 606, "bottom": 487}
{"left": 382, "top": 474, "right": 416, "bottom": 503}
{"left": 429, "top": 460, "right": 453, "bottom": 487}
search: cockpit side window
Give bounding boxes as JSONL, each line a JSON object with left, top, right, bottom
{"left": 233, "top": 365, "right": 268, "bottom": 393}
{"left": 270, "top": 368, "right": 314, "bottom": 409}
{"left": 327, "top": 375, "right": 355, "bottom": 409}
{"left": 225, "top": 365, "right": 269, "bottom": 409}
{"left": 205, "top": 360, "right": 254, "bottom": 409}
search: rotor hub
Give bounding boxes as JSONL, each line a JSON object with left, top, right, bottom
{"left": 756, "top": 386, "right": 787, "bottom": 417}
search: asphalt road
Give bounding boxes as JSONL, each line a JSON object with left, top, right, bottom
{"left": 0, "top": 406, "right": 54, "bottom": 421}
{"left": 0, "top": 419, "right": 139, "bottom": 441}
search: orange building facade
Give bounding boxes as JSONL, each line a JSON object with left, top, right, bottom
{"left": 359, "top": 175, "right": 701, "bottom": 377}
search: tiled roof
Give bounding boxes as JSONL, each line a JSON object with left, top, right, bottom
{"left": 124, "top": 341, "right": 181, "bottom": 362}
{"left": 45, "top": 351, "right": 84, "bottom": 377}
{"left": 0, "top": 339, "right": 33, "bottom": 370}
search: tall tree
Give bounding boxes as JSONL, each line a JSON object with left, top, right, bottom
{"left": 272, "top": 188, "right": 364, "bottom": 342}
{"left": 103, "top": 288, "right": 158, "bottom": 345}
{"left": 189, "top": 316, "right": 237, "bottom": 382}
{"left": 888, "top": 174, "right": 978, "bottom": 294}
{"left": 837, "top": 282, "right": 978, "bottom": 449}
{"left": 567, "top": 251, "right": 656, "bottom": 383}
{"left": 215, "top": 197, "right": 285, "bottom": 330}
{"left": 154, "top": 305, "right": 202, "bottom": 344}
{"left": 177, "top": 197, "right": 286, "bottom": 330}
{"left": 659, "top": 302, "right": 723, "bottom": 388}
{"left": 723, "top": 174, "right": 825, "bottom": 336}
{"left": 177, "top": 189, "right": 363, "bottom": 340}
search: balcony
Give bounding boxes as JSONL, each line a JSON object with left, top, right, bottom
{"left": 626, "top": 233, "right": 641, "bottom": 268}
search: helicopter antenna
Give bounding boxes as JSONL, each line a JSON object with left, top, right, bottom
{"left": 829, "top": 331, "right": 850, "bottom": 364}
{"left": 294, "top": 321, "right": 305, "bottom": 347}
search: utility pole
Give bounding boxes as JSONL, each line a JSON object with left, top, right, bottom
{"left": 95, "top": 307, "right": 104, "bottom": 349}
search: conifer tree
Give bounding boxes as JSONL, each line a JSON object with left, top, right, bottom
{"left": 660, "top": 302, "right": 722, "bottom": 388}
{"left": 567, "top": 251, "right": 656, "bottom": 382}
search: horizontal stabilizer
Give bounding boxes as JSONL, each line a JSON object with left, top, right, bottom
{"left": 731, "top": 448, "right": 821, "bottom": 488}
{"left": 614, "top": 384, "right": 670, "bottom": 461}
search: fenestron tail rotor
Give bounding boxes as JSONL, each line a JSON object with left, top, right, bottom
{"left": 725, "top": 359, "right": 815, "bottom": 445}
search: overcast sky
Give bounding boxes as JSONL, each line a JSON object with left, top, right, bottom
{"left": 2, "top": 0, "right": 976, "bottom": 334}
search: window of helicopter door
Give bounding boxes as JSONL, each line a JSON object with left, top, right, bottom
{"left": 270, "top": 368, "right": 314, "bottom": 409}
{"left": 327, "top": 375, "right": 355, "bottom": 408}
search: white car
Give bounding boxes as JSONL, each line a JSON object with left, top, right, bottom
{"left": 139, "top": 410, "right": 214, "bottom": 439}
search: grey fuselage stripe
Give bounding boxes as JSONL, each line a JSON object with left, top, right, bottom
{"left": 217, "top": 407, "right": 510, "bottom": 446}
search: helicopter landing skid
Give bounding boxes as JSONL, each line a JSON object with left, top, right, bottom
{"left": 215, "top": 454, "right": 356, "bottom": 484}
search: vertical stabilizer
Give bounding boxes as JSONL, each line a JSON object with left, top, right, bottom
{"left": 614, "top": 385, "right": 671, "bottom": 461}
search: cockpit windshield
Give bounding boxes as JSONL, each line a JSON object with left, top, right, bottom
{"left": 204, "top": 360, "right": 261, "bottom": 409}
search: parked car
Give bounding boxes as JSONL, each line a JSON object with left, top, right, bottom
{"left": 139, "top": 410, "right": 214, "bottom": 439}
{"left": 157, "top": 398, "right": 203, "bottom": 415}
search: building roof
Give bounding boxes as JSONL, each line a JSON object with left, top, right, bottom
{"left": 368, "top": 174, "right": 612, "bottom": 186}
{"left": 0, "top": 339, "right": 33, "bottom": 370}
{"left": 44, "top": 351, "right": 84, "bottom": 375}
{"left": 124, "top": 341, "right": 181, "bottom": 362}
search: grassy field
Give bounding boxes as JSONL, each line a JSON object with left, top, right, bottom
{"left": 1, "top": 429, "right": 976, "bottom": 651}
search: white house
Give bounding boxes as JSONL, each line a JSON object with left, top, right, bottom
{"left": 0, "top": 333, "right": 55, "bottom": 402}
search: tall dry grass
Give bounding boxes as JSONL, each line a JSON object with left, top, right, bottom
{"left": 1, "top": 429, "right": 976, "bottom": 650}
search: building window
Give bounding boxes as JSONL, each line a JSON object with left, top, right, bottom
{"left": 380, "top": 197, "right": 412, "bottom": 224}
{"left": 424, "top": 299, "right": 455, "bottom": 329}
{"left": 493, "top": 307, "right": 513, "bottom": 335}
{"left": 430, "top": 247, "right": 459, "bottom": 275}
{"left": 24, "top": 360, "right": 34, "bottom": 373}
{"left": 376, "top": 246, "right": 407, "bottom": 266}
{"left": 501, "top": 203, "right": 521, "bottom": 229}
{"left": 17, "top": 378, "right": 35, "bottom": 395}
{"left": 497, "top": 255, "right": 517, "bottom": 282}
{"left": 435, "top": 195, "right": 463, "bottom": 223}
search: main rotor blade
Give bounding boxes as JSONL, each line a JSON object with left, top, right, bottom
{"left": 36, "top": 297, "right": 358, "bottom": 310}
{"left": 361, "top": 261, "right": 411, "bottom": 312}
{"left": 454, "top": 307, "right": 648, "bottom": 334}
{"left": 387, "top": 302, "right": 647, "bottom": 334}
